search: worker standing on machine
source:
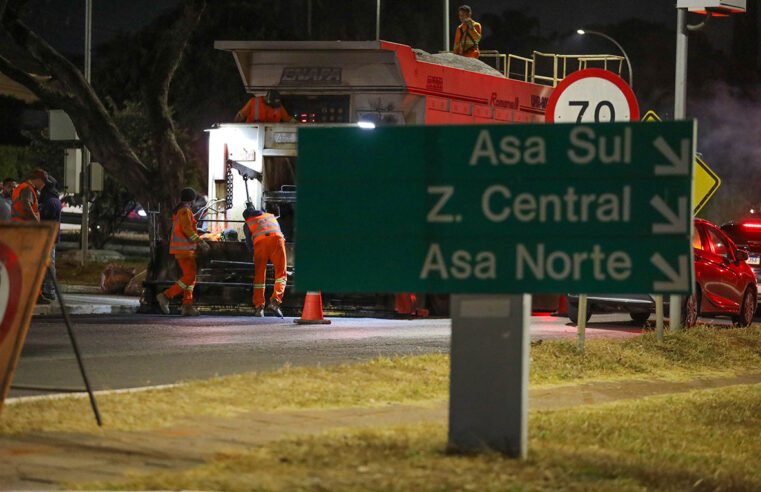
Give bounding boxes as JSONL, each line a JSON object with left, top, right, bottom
{"left": 453, "top": 5, "right": 482, "bottom": 58}
{"left": 157, "top": 187, "right": 210, "bottom": 316}
{"left": 235, "top": 90, "right": 297, "bottom": 123}
{"left": 243, "top": 206, "right": 287, "bottom": 318}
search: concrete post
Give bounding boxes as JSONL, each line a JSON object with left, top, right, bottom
{"left": 448, "top": 294, "right": 530, "bottom": 458}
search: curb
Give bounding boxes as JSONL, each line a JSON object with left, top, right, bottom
{"left": 33, "top": 302, "right": 139, "bottom": 317}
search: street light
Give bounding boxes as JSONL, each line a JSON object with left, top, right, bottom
{"left": 577, "top": 29, "right": 633, "bottom": 89}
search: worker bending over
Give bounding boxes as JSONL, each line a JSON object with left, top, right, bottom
{"left": 235, "top": 90, "right": 296, "bottom": 123}
{"left": 243, "top": 206, "right": 287, "bottom": 317}
{"left": 157, "top": 187, "right": 210, "bottom": 316}
{"left": 453, "top": 5, "right": 482, "bottom": 58}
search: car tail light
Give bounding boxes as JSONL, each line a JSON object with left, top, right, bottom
{"left": 742, "top": 222, "right": 761, "bottom": 229}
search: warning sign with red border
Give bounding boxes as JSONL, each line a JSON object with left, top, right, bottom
{"left": 0, "top": 222, "right": 57, "bottom": 412}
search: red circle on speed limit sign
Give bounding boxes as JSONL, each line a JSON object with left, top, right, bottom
{"left": 545, "top": 68, "right": 639, "bottom": 123}
{"left": 0, "top": 241, "right": 22, "bottom": 345}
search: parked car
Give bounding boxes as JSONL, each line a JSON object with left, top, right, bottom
{"left": 567, "top": 218, "right": 757, "bottom": 327}
{"left": 720, "top": 216, "right": 761, "bottom": 303}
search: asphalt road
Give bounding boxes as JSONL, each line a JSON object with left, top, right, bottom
{"left": 8, "top": 312, "right": 669, "bottom": 399}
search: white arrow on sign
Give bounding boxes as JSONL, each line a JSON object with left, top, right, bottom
{"left": 650, "top": 196, "right": 688, "bottom": 234}
{"left": 651, "top": 253, "right": 690, "bottom": 292}
{"left": 654, "top": 137, "right": 691, "bottom": 176}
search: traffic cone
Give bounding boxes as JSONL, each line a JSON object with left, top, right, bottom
{"left": 294, "top": 291, "right": 331, "bottom": 325}
{"left": 553, "top": 295, "right": 569, "bottom": 317}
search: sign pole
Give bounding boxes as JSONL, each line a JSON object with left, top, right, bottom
{"left": 670, "top": 6, "right": 689, "bottom": 331}
{"left": 448, "top": 294, "right": 530, "bottom": 458}
{"left": 576, "top": 294, "right": 587, "bottom": 352}
{"left": 655, "top": 294, "right": 664, "bottom": 342}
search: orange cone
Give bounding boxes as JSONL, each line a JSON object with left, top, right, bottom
{"left": 553, "top": 295, "right": 569, "bottom": 317}
{"left": 294, "top": 291, "right": 331, "bottom": 325}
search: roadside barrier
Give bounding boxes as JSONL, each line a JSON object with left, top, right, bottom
{"left": 294, "top": 291, "right": 331, "bottom": 325}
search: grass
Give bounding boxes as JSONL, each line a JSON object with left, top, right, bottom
{"left": 56, "top": 256, "right": 148, "bottom": 285}
{"left": 1, "top": 326, "right": 760, "bottom": 435}
{"left": 74, "top": 384, "right": 761, "bottom": 491}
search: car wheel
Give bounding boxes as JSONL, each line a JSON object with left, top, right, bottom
{"left": 732, "top": 288, "right": 755, "bottom": 328}
{"left": 568, "top": 300, "right": 592, "bottom": 325}
{"left": 681, "top": 290, "right": 699, "bottom": 328}
{"left": 629, "top": 312, "right": 650, "bottom": 325}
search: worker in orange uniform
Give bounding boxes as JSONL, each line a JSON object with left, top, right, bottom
{"left": 156, "top": 187, "right": 210, "bottom": 316}
{"left": 243, "top": 206, "right": 287, "bottom": 317}
{"left": 11, "top": 168, "right": 47, "bottom": 222}
{"left": 234, "top": 90, "right": 296, "bottom": 123}
{"left": 453, "top": 5, "right": 482, "bottom": 58}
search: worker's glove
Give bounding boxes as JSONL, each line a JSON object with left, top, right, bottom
{"left": 198, "top": 241, "right": 211, "bottom": 254}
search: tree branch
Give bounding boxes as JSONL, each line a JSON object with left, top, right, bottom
{"left": 2, "top": 19, "right": 152, "bottom": 198}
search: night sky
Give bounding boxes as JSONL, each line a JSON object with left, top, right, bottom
{"left": 24, "top": 0, "right": 732, "bottom": 53}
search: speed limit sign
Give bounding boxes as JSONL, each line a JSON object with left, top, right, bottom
{"left": 545, "top": 68, "right": 639, "bottom": 123}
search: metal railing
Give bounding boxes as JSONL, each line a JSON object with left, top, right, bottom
{"left": 507, "top": 51, "right": 625, "bottom": 87}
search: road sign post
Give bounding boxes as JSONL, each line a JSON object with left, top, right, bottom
{"left": 297, "top": 121, "right": 695, "bottom": 456}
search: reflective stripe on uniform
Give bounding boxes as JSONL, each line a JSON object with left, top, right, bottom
{"left": 274, "top": 278, "right": 287, "bottom": 284}
{"left": 254, "top": 283, "right": 266, "bottom": 288}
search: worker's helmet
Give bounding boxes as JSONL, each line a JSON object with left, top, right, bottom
{"left": 265, "top": 90, "right": 282, "bottom": 108}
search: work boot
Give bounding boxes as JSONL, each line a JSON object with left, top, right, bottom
{"left": 156, "top": 292, "right": 170, "bottom": 315}
{"left": 181, "top": 305, "right": 200, "bottom": 316}
{"left": 267, "top": 300, "right": 284, "bottom": 318}
{"left": 254, "top": 307, "right": 264, "bottom": 317}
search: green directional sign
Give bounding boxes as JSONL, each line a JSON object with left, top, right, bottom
{"left": 296, "top": 121, "right": 695, "bottom": 294}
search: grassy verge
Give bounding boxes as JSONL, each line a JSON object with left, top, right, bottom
{"left": 76, "top": 384, "right": 761, "bottom": 491}
{"left": 56, "top": 256, "right": 148, "bottom": 286}
{"left": 1, "top": 326, "right": 760, "bottom": 435}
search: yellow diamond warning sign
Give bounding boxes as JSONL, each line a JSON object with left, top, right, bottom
{"left": 642, "top": 110, "right": 721, "bottom": 214}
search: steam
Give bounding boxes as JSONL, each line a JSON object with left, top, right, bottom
{"left": 690, "top": 82, "right": 761, "bottom": 224}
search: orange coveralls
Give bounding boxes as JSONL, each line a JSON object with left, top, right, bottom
{"left": 453, "top": 19, "right": 482, "bottom": 58}
{"left": 163, "top": 206, "right": 200, "bottom": 305}
{"left": 238, "top": 96, "right": 294, "bottom": 123}
{"left": 245, "top": 213, "right": 287, "bottom": 308}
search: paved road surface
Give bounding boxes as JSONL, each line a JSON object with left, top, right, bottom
{"left": 8, "top": 312, "right": 675, "bottom": 398}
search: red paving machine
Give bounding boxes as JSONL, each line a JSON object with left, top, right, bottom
{"left": 144, "top": 41, "right": 625, "bottom": 316}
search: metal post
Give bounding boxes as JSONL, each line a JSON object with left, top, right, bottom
{"left": 80, "top": 0, "right": 92, "bottom": 265}
{"left": 655, "top": 294, "right": 664, "bottom": 342}
{"left": 577, "top": 294, "right": 587, "bottom": 353}
{"left": 444, "top": 0, "right": 450, "bottom": 51}
{"left": 51, "top": 270, "right": 102, "bottom": 426}
{"left": 670, "top": 7, "right": 689, "bottom": 331}
{"left": 376, "top": 0, "right": 380, "bottom": 41}
{"left": 449, "top": 294, "right": 530, "bottom": 458}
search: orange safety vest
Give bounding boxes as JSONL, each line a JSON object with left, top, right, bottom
{"left": 245, "top": 212, "right": 284, "bottom": 244}
{"left": 11, "top": 181, "right": 38, "bottom": 222}
{"left": 242, "top": 96, "right": 292, "bottom": 123}
{"left": 169, "top": 206, "right": 199, "bottom": 256}
{"left": 453, "top": 19, "right": 482, "bottom": 58}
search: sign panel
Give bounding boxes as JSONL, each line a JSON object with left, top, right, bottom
{"left": 0, "top": 223, "right": 57, "bottom": 412}
{"left": 642, "top": 110, "right": 720, "bottom": 213}
{"left": 296, "top": 122, "right": 695, "bottom": 295}
{"left": 546, "top": 69, "right": 639, "bottom": 123}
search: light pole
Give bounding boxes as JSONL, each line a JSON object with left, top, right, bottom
{"left": 80, "top": 0, "right": 92, "bottom": 265}
{"left": 577, "top": 29, "right": 633, "bottom": 89}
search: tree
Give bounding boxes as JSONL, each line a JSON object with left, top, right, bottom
{"left": 0, "top": 0, "right": 206, "bottom": 230}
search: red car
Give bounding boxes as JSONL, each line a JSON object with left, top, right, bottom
{"left": 568, "top": 218, "right": 757, "bottom": 327}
